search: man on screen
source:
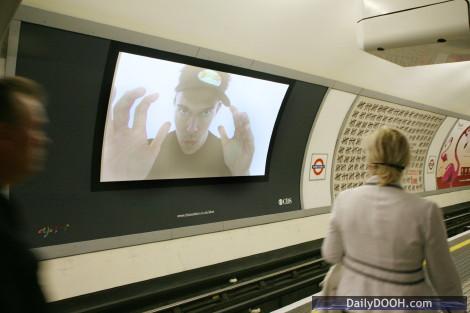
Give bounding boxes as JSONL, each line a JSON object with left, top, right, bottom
{"left": 101, "top": 65, "right": 255, "bottom": 181}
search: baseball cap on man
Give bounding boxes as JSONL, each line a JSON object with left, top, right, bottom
{"left": 175, "top": 65, "right": 231, "bottom": 106}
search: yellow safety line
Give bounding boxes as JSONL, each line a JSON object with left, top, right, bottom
{"left": 449, "top": 239, "right": 470, "bottom": 253}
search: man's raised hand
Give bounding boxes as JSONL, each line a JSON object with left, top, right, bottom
{"left": 101, "top": 87, "right": 170, "bottom": 181}
{"left": 218, "top": 106, "right": 255, "bottom": 176}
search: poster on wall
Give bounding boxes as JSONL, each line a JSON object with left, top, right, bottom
{"left": 331, "top": 96, "right": 445, "bottom": 198}
{"left": 436, "top": 119, "right": 470, "bottom": 189}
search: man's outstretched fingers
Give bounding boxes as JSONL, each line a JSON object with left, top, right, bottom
{"left": 229, "top": 106, "right": 243, "bottom": 134}
{"left": 113, "top": 87, "right": 146, "bottom": 129}
{"left": 244, "top": 124, "right": 255, "bottom": 152}
{"left": 134, "top": 93, "right": 159, "bottom": 135}
{"left": 151, "top": 121, "right": 171, "bottom": 153}
{"left": 218, "top": 125, "right": 229, "bottom": 145}
{"left": 238, "top": 112, "right": 250, "bottom": 129}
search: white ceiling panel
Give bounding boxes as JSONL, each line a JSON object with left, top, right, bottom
{"left": 21, "top": 0, "right": 470, "bottom": 116}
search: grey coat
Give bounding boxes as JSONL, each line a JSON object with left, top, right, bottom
{"left": 321, "top": 176, "right": 463, "bottom": 298}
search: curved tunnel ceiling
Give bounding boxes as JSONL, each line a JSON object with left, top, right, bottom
{"left": 19, "top": 0, "right": 470, "bottom": 116}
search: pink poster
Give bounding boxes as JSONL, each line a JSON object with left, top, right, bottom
{"left": 436, "top": 119, "right": 470, "bottom": 189}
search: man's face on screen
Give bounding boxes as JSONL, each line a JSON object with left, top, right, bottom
{"left": 174, "top": 89, "right": 220, "bottom": 155}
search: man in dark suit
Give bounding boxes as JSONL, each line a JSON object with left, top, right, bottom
{"left": 0, "top": 76, "right": 49, "bottom": 312}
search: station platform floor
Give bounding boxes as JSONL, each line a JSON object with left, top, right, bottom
{"left": 273, "top": 230, "right": 470, "bottom": 313}
{"left": 451, "top": 232, "right": 470, "bottom": 309}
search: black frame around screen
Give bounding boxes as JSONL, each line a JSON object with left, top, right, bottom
{"left": 91, "top": 41, "right": 294, "bottom": 191}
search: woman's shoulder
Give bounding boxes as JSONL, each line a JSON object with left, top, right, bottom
{"left": 336, "top": 183, "right": 437, "bottom": 208}
{"left": 400, "top": 190, "right": 437, "bottom": 208}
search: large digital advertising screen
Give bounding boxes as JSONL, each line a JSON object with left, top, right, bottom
{"left": 100, "top": 52, "right": 289, "bottom": 182}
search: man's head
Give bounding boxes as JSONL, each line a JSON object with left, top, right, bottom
{"left": 173, "top": 66, "right": 230, "bottom": 154}
{"left": 0, "top": 77, "right": 48, "bottom": 186}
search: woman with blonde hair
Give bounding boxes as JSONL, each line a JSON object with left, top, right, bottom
{"left": 321, "top": 126, "right": 462, "bottom": 299}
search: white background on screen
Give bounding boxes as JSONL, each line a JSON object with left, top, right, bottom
{"left": 108, "top": 52, "right": 289, "bottom": 175}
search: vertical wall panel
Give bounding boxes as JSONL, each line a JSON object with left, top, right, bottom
{"left": 301, "top": 89, "right": 356, "bottom": 210}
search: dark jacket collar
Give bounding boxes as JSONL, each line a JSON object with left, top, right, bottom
{"left": 364, "top": 175, "right": 403, "bottom": 189}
